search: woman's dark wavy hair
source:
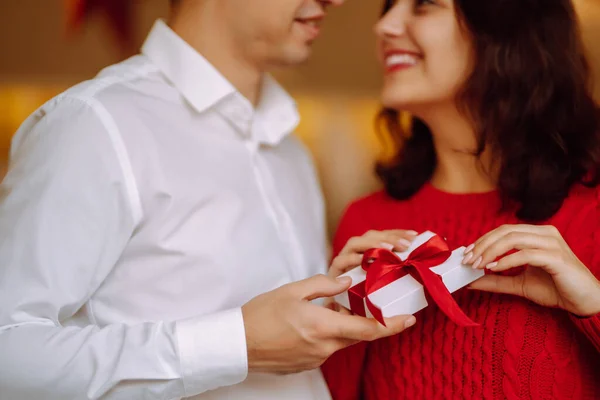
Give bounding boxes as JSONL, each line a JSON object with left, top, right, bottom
{"left": 376, "top": 0, "right": 600, "bottom": 221}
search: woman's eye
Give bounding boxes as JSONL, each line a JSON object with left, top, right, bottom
{"left": 414, "top": 0, "right": 437, "bottom": 14}
{"left": 416, "top": 0, "right": 436, "bottom": 7}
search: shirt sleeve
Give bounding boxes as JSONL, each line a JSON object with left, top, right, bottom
{"left": 0, "top": 96, "right": 248, "bottom": 399}
{"left": 321, "top": 200, "right": 372, "bottom": 400}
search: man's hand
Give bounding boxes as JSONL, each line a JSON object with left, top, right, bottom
{"left": 242, "top": 274, "right": 416, "bottom": 374}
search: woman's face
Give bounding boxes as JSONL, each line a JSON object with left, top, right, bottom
{"left": 375, "top": 0, "right": 474, "bottom": 113}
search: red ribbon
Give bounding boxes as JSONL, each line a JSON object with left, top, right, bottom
{"left": 348, "top": 235, "right": 478, "bottom": 327}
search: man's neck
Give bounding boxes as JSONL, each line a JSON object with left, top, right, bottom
{"left": 168, "top": 3, "right": 264, "bottom": 106}
{"left": 418, "top": 104, "right": 496, "bottom": 194}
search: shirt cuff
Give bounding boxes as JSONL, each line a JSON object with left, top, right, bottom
{"left": 571, "top": 312, "right": 600, "bottom": 353}
{"left": 176, "top": 307, "right": 248, "bottom": 396}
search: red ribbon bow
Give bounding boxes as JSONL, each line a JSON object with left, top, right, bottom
{"left": 348, "top": 235, "right": 478, "bottom": 327}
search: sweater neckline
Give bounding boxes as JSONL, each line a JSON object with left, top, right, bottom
{"left": 414, "top": 182, "right": 501, "bottom": 212}
{"left": 422, "top": 182, "right": 498, "bottom": 198}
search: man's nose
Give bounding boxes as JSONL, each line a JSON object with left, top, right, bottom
{"left": 321, "top": 0, "right": 346, "bottom": 7}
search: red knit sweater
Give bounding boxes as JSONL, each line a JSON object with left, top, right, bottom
{"left": 322, "top": 183, "right": 600, "bottom": 400}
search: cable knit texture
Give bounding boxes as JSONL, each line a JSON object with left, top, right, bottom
{"left": 322, "top": 183, "right": 600, "bottom": 400}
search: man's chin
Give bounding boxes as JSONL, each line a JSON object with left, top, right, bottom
{"left": 271, "top": 46, "right": 313, "bottom": 67}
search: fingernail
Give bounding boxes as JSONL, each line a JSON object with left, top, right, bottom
{"left": 404, "top": 316, "right": 416, "bottom": 328}
{"left": 380, "top": 243, "right": 394, "bottom": 251}
{"left": 464, "top": 244, "right": 474, "bottom": 254}
{"left": 486, "top": 262, "right": 498, "bottom": 270}
{"left": 406, "top": 230, "right": 419, "bottom": 237}
{"left": 462, "top": 252, "right": 474, "bottom": 265}
{"left": 397, "top": 238, "right": 412, "bottom": 248}
{"left": 473, "top": 256, "right": 483, "bottom": 269}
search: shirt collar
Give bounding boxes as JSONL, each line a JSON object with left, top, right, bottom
{"left": 141, "top": 20, "right": 299, "bottom": 146}
{"left": 253, "top": 75, "right": 300, "bottom": 146}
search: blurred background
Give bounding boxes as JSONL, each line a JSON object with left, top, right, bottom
{"left": 1, "top": 0, "right": 600, "bottom": 237}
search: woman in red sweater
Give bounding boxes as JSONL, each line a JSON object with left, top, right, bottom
{"left": 321, "top": 0, "right": 600, "bottom": 399}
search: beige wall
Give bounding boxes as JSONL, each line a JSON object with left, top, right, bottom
{"left": 0, "top": 0, "right": 387, "bottom": 236}
{"left": 3, "top": 1, "right": 599, "bottom": 93}
{"left": 0, "top": 0, "right": 383, "bottom": 93}
{"left": 1, "top": 0, "right": 600, "bottom": 236}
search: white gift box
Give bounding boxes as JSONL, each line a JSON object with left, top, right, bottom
{"left": 334, "top": 231, "right": 484, "bottom": 319}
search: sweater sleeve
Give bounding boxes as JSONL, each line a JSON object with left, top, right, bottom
{"left": 563, "top": 186, "right": 600, "bottom": 353}
{"left": 321, "top": 200, "right": 373, "bottom": 400}
{"left": 571, "top": 314, "right": 600, "bottom": 352}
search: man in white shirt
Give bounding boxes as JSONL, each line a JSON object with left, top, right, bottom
{"left": 0, "top": 1, "right": 414, "bottom": 399}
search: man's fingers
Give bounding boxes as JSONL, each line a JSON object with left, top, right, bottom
{"left": 324, "top": 300, "right": 353, "bottom": 315}
{"left": 292, "top": 274, "right": 353, "bottom": 301}
{"left": 331, "top": 312, "right": 416, "bottom": 342}
{"left": 381, "top": 314, "right": 417, "bottom": 336}
{"left": 468, "top": 274, "right": 525, "bottom": 297}
{"left": 337, "top": 306, "right": 353, "bottom": 316}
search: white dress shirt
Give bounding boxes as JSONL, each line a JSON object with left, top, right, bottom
{"left": 0, "top": 20, "right": 331, "bottom": 400}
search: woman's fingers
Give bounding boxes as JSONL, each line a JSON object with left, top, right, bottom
{"left": 329, "top": 253, "right": 363, "bottom": 277}
{"left": 331, "top": 230, "right": 418, "bottom": 277}
{"left": 463, "top": 225, "right": 563, "bottom": 269}
{"left": 339, "top": 230, "right": 418, "bottom": 256}
{"left": 468, "top": 274, "right": 526, "bottom": 297}
{"left": 483, "top": 248, "right": 560, "bottom": 275}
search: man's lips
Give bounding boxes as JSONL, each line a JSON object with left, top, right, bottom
{"left": 294, "top": 16, "right": 324, "bottom": 40}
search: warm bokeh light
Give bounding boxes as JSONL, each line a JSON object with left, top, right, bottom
{"left": 2, "top": 0, "right": 600, "bottom": 233}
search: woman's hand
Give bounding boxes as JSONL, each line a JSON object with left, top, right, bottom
{"left": 325, "top": 229, "right": 418, "bottom": 314}
{"left": 328, "top": 229, "right": 418, "bottom": 279}
{"left": 465, "top": 224, "right": 600, "bottom": 317}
